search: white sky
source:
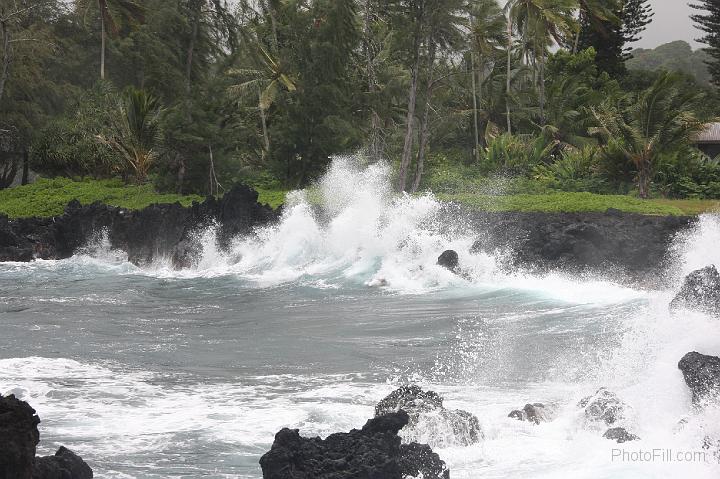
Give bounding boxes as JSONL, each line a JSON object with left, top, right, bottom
{"left": 635, "top": 1, "right": 705, "bottom": 49}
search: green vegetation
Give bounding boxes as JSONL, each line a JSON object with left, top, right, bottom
{"left": 0, "top": 178, "right": 202, "bottom": 219}
{"left": 627, "top": 41, "right": 712, "bottom": 86}
{"left": 438, "top": 192, "right": 719, "bottom": 215}
{"left": 3, "top": 0, "right": 720, "bottom": 217}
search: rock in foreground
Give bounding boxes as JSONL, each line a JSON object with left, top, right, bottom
{"left": 0, "top": 394, "right": 92, "bottom": 479}
{"left": 259, "top": 411, "right": 449, "bottom": 479}
{"left": 678, "top": 351, "right": 720, "bottom": 405}
{"left": 670, "top": 266, "right": 720, "bottom": 315}
{"left": 375, "top": 385, "right": 482, "bottom": 447}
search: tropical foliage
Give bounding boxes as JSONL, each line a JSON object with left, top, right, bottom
{"left": 0, "top": 0, "right": 719, "bottom": 205}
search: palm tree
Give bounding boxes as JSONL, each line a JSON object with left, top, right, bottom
{"left": 510, "top": 0, "right": 578, "bottom": 125}
{"left": 76, "top": 0, "right": 144, "bottom": 80}
{"left": 589, "top": 73, "right": 707, "bottom": 199}
{"left": 228, "top": 46, "right": 296, "bottom": 160}
{"left": 469, "top": 0, "right": 507, "bottom": 157}
{"left": 98, "top": 88, "right": 163, "bottom": 182}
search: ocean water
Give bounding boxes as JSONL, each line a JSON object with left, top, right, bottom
{"left": 2, "top": 157, "right": 720, "bottom": 478}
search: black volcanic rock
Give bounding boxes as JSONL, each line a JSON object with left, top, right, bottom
{"left": 33, "top": 447, "right": 93, "bottom": 479}
{"left": 678, "top": 351, "right": 720, "bottom": 404}
{"left": 508, "top": 403, "right": 556, "bottom": 425}
{"left": 259, "top": 411, "right": 449, "bottom": 479}
{"left": 670, "top": 266, "right": 720, "bottom": 315}
{"left": 375, "top": 385, "right": 481, "bottom": 447}
{"left": 0, "top": 184, "right": 278, "bottom": 266}
{"left": 466, "top": 210, "right": 693, "bottom": 284}
{"left": 0, "top": 394, "right": 39, "bottom": 479}
{"left": 603, "top": 427, "right": 639, "bottom": 443}
{"left": 437, "top": 250, "right": 459, "bottom": 272}
{"left": 0, "top": 395, "right": 92, "bottom": 479}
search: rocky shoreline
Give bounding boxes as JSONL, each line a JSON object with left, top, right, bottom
{"left": 0, "top": 187, "right": 698, "bottom": 284}
{"left": 0, "top": 184, "right": 277, "bottom": 267}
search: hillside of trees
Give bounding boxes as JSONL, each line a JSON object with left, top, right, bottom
{"left": 627, "top": 41, "right": 712, "bottom": 86}
{"left": 2, "top": 0, "right": 720, "bottom": 203}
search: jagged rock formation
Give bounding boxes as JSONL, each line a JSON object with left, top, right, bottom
{"left": 678, "top": 351, "right": 720, "bottom": 405}
{"left": 0, "top": 184, "right": 277, "bottom": 266}
{"left": 0, "top": 394, "right": 92, "bottom": 479}
{"left": 375, "top": 385, "right": 481, "bottom": 447}
{"left": 259, "top": 411, "right": 449, "bottom": 479}
{"left": 508, "top": 403, "right": 556, "bottom": 425}
{"left": 670, "top": 266, "right": 720, "bottom": 315}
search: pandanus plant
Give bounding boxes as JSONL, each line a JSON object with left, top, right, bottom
{"left": 98, "top": 88, "right": 163, "bottom": 183}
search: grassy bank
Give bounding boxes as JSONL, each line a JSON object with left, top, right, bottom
{"left": 438, "top": 192, "right": 720, "bottom": 216}
{"left": 1, "top": 179, "right": 718, "bottom": 219}
{"left": 0, "top": 178, "right": 203, "bottom": 218}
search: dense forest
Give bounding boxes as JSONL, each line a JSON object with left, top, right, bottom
{"left": 2, "top": 0, "right": 720, "bottom": 201}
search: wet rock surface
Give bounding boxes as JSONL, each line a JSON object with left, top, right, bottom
{"left": 671, "top": 266, "right": 720, "bottom": 315}
{"left": 0, "top": 184, "right": 277, "bottom": 266}
{"left": 603, "top": 427, "right": 639, "bottom": 443}
{"left": 259, "top": 411, "right": 449, "bottom": 479}
{"left": 437, "top": 250, "right": 459, "bottom": 272}
{"left": 0, "top": 394, "right": 92, "bottom": 479}
{"left": 375, "top": 385, "right": 481, "bottom": 447}
{"left": 678, "top": 351, "right": 720, "bottom": 405}
{"left": 578, "top": 388, "right": 627, "bottom": 426}
{"left": 508, "top": 403, "right": 556, "bottom": 425}
{"left": 465, "top": 210, "right": 693, "bottom": 284}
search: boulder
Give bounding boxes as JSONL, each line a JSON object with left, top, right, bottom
{"left": 33, "top": 447, "right": 93, "bottom": 479}
{"left": 578, "top": 388, "right": 627, "bottom": 426}
{"left": 508, "top": 403, "right": 556, "bottom": 425}
{"left": 670, "top": 266, "right": 720, "bottom": 315}
{"left": 259, "top": 411, "right": 449, "bottom": 479}
{"left": 375, "top": 385, "right": 481, "bottom": 447}
{"left": 603, "top": 427, "right": 639, "bottom": 443}
{"left": 678, "top": 351, "right": 720, "bottom": 404}
{"left": 0, "top": 395, "right": 92, "bottom": 479}
{"left": 437, "top": 250, "right": 459, "bottom": 272}
{"left": 0, "top": 394, "right": 39, "bottom": 479}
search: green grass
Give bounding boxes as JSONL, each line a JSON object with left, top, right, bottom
{"left": 255, "top": 188, "right": 289, "bottom": 209}
{"left": 437, "top": 192, "right": 720, "bottom": 216}
{"left": 3, "top": 178, "right": 717, "bottom": 219}
{"left": 0, "top": 178, "right": 203, "bottom": 219}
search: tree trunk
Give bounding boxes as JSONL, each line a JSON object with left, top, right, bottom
{"left": 411, "top": 40, "right": 436, "bottom": 193}
{"left": 471, "top": 53, "right": 480, "bottom": 162}
{"left": 638, "top": 158, "right": 651, "bottom": 199}
{"left": 186, "top": 0, "right": 201, "bottom": 96}
{"left": 364, "top": 0, "right": 381, "bottom": 160}
{"left": 21, "top": 148, "right": 29, "bottom": 185}
{"left": 539, "top": 50, "right": 546, "bottom": 126}
{"left": 176, "top": 154, "right": 186, "bottom": 194}
{"left": 505, "top": 15, "right": 512, "bottom": 135}
{"left": 0, "top": 19, "right": 9, "bottom": 103}
{"left": 259, "top": 90, "right": 270, "bottom": 158}
{"left": 99, "top": 0, "right": 106, "bottom": 80}
{"left": 397, "top": 50, "right": 421, "bottom": 192}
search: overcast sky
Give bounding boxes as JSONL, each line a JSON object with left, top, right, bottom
{"left": 635, "top": 1, "right": 705, "bottom": 49}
